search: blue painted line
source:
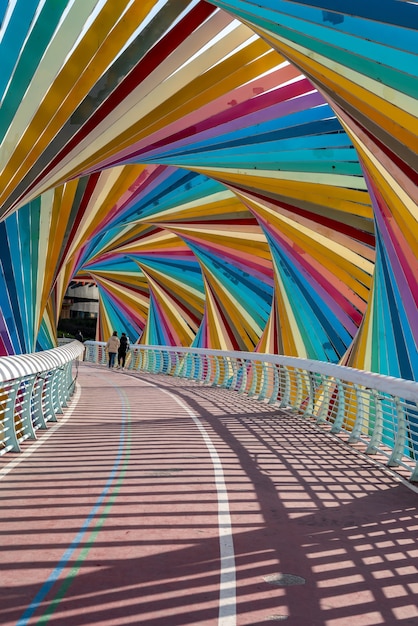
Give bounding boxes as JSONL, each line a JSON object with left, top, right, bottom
{"left": 16, "top": 387, "right": 127, "bottom": 626}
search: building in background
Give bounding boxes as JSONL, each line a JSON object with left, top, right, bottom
{"left": 61, "top": 282, "right": 99, "bottom": 320}
{"left": 59, "top": 282, "right": 99, "bottom": 340}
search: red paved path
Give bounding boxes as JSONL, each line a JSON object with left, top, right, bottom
{"left": 1, "top": 364, "right": 417, "bottom": 625}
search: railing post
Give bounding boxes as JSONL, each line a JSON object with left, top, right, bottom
{"left": 189, "top": 353, "right": 197, "bottom": 380}
{"left": 219, "top": 356, "right": 230, "bottom": 388}
{"left": 268, "top": 364, "right": 279, "bottom": 404}
{"left": 302, "top": 371, "right": 315, "bottom": 417}
{"left": 330, "top": 381, "right": 346, "bottom": 433}
{"left": 294, "top": 367, "right": 304, "bottom": 409}
{"left": 315, "top": 377, "right": 330, "bottom": 424}
{"left": 238, "top": 359, "right": 248, "bottom": 394}
{"left": 3, "top": 382, "right": 21, "bottom": 452}
{"left": 21, "top": 377, "right": 37, "bottom": 441}
{"left": 173, "top": 352, "right": 182, "bottom": 377}
{"left": 67, "top": 361, "right": 76, "bottom": 397}
{"left": 348, "top": 384, "right": 365, "bottom": 443}
{"left": 32, "top": 375, "right": 48, "bottom": 430}
{"left": 158, "top": 350, "right": 165, "bottom": 373}
{"left": 279, "top": 367, "right": 291, "bottom": 408}
{"left": 198, "top": 353, "right": 204, "bottom": 382}
{"left": 57, "top": 366, "right": 67, "bottom": 410}
{"left": 258, "top": 362, "right": 270, "bottom": 401}
{"left": 212, "top": 356, "right": 221, "bottom": 387}
{"left": 365, "top": 391, "right": 383, "bottom": 454}
{"left": 387, "top": 397, "right": 407, "bottom": 468}
{"left": 229, "top": 357, "right": 239, "bottom": 390}
{"left": 44, "top": 372, "right": 58, "bottom": 422}
{"left": 161, "top": 350, "right": 167, "bottom": 373}
{"left": 163, "top": 350, "right": 171, "bottom": 375}
{"left": 138, "top": 349, "right": 145, "bottom": 372}
{"left": 193, "top": 353, "right": 201, "bottom": 381}
{"left": 293, "top": 368, "right": 303, "bottom": 411}
{"left": 203, "top": 354, "right": 212, "bottom": 385}
{"left": 248, "top": 361, "right": 259, "bottom": 397}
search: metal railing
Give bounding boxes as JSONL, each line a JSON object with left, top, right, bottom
{"left": 0, "top": 342, "right": 84, "bottom": 456}
{"left": 84, "top": 341, "right": 418, "bottom": 481}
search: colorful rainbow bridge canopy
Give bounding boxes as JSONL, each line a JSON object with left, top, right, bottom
{"left": 0, "top": 0, "right": 417, "bottom": 381}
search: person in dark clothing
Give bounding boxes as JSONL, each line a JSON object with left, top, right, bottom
{"left": 117, "top": 333, "right": 130, "bottom": 369}
{"left": 75, "top": 330, "right": 83, "bottom": 342}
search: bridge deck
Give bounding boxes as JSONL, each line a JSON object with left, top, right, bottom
{"left": 1, "top": 363, "right": 417, "bottom": 626}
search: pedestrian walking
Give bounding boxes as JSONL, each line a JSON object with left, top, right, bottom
{"left": 106, "top": 331, "right": 119, "bottom": 368}
{"left": 117, "top": 333, "right": 130, "bottom": 370}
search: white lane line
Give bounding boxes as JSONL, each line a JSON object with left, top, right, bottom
{"left": 0, "top": 383, "right": 81, "bottom": 480}
{"left": 157, "top": 385, "right": 237, "bottom": 626}
{"left": 191, "top": 412, "right": 237, "bottom": 626}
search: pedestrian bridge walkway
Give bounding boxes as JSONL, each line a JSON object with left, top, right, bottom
{"left": 1, "top": 363, "right": 417, "bottom": 626}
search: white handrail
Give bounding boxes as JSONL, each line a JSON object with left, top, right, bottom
{"left": 0, "top": 342, "right": 84, "bottom": 455}
{"left": 0, "top": 342, "right": 84, "bottom": 382}
{"left": 84, "top": 341, "right": 418, "bottom": 481}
